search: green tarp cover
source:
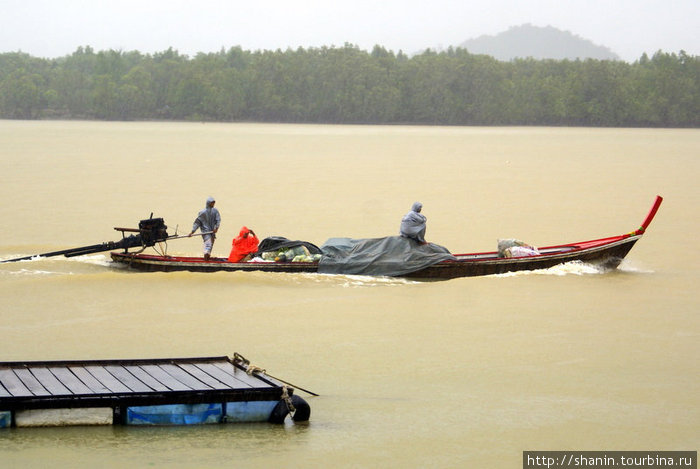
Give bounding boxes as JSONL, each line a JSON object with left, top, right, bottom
{"left": 318, "top": 236, "right": 456, "bottom": 276}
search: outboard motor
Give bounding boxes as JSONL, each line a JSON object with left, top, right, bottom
{"left": 1, "top": 214, "right": 171, "bottom": 263}
{"left": 137, "top": 217, "right": 169, "bottom": 247}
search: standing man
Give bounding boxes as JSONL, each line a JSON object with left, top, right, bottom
{"left": 189, "top": 197, "right": 221, "bottom": 260}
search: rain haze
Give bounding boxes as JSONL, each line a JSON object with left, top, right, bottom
{"left": 1, "top": 0, "right": 698, "bottom": 62}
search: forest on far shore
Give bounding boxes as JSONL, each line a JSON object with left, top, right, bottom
{"left": 0, "top": 44, "right": 698, "bottom": 127}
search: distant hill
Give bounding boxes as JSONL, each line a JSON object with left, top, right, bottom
{"left": 458, "top": 24, "right": 620, "bottom": 61}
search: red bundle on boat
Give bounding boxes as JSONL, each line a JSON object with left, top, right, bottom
{"left": 228, "top": 227, "right": 259, "bottom": 262}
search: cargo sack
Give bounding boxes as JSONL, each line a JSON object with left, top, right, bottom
{"left": 254, "top": 236, "right": 323, "bottom": 263}
{"left": 497, "top": 239, "right": 540, "bottom": 258}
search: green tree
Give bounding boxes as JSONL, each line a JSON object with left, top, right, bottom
{"left": 0, "top": 68, "right": 45, "bottom": 118}
{"left": 0, "top": 45, "right": 697, "bottom": 127}
{"left": 92, "top": 74, "right": 118, "bottom": 119}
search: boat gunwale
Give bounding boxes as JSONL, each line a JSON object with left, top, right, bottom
{"left": 444, "top": 234, "right": 640, "bottom": 265}
{"left": 111, "top": 233, "right": 641, "bottom": 268}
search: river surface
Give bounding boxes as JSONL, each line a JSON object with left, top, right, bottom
{"left": 0, "top": 121, "right": 697, "bottom": 468}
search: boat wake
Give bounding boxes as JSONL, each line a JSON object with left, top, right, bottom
{"left": 494, "top": 261, "right": 607, "bottom": 278}
{"left": 0, "top": 254, "right": 112, "bottom": 277}
{"left": 303, "top": 273, "right": 418, "bottom": 287}
{"left": 616, "top": 260, "right": 655, "bottom": 274}
{"left": 493, "top": 259, "right": 653, "bottom": 278}
{"left": 65, "top": 254, "right": 112, "bottom": 267}
{"left": 1, "top": 253, "right": 653, "bottom": 282}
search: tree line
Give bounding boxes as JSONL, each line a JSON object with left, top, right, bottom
{"left": 0, "top": 44, "right": 697, "bottom": 127}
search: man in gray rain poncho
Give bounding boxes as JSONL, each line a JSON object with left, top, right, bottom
{"left": 189, "top": 197, "right": 221, "bottom": 260}
{"left": 399, "top": 202, "right": 427, "bottom": 244}
{"left": 318, "top": 201, "right": 455, "bottom": 276}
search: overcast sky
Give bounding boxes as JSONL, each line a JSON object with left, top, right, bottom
{"left": 1, "top": 0, "right": 698, "bottom": 62}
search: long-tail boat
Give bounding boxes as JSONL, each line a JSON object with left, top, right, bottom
{"left": 108, "top": 196, "right": 662, "bottom": 279}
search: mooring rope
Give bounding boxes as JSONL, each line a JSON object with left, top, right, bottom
{"left": 232, "top": 352, "right": 319, "bottom": 397}
{"left": 233, "top": 353, "right": 266, "bottom": 375}
{"left": 281, "top": 385, "right": 296, "bottom": 414}
{"left": 246, "top": 365, "right": 266, "bottom": 375}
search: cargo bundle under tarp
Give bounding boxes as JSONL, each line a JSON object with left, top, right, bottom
{"left": 253, "top": 236, "right": 323, "bottom": 263}
{"left": 318, "top": 236, "right": 456, "bottom": 276}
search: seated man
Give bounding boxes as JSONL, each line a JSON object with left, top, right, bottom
{"left": 228, "top": 226, "right": 259, "bottom": 262}
{"left": 399, "top": 202, "right": 427, "bottom": 244}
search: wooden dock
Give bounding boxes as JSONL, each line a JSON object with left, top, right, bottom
{"left": 0, "top": 354, "right": 310, "bottom": 427}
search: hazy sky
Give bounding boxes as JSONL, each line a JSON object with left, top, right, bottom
{"left": 1, "top": 0, "right": 698, "bottom": 62}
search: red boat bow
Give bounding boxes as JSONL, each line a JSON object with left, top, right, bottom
{"left": 635, "top": 195, "right": 663, "bottom": 235}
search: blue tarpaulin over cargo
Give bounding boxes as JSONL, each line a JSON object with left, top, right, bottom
{"left": 127, "top": 403, "right": 222, "bottom": 425}
{"left": 0, "top": 411, "right": 10, "bottom": 428}
{"left": 318, "top": 236, "right": 456, "bottom": 276}
{"left": 125, "top": 401, "right": 280, "bottom": 425}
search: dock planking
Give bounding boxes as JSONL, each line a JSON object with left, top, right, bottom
{"left": 29, "top": 368, "right": 72, "bottom": 395}
{"left": 47, "top": 367, "right": 92, "bottom": 395}
{"left": 103, "top": 366, "right": 153, "bottom": 393}
{"left": 178, "top": 363, "right": 232, "bottom": 390}
{"left": 194, "top": 362, "right": 252, "bottom": 389}
{"left": 139, "top": 365, "right": 193, "bottom": 391}
{"left": 124, "top": 366, "right": 171, "bottom": 392}
{"left": 12, "top": 369, "right": 50, "bottom": 396}
{"left": 70, "top": 367, "right": 112, "bottom": 394}
{"left": 160, "top": 364, "right": 215, "bottom": 391}
{"left": 0, "top": 369, "right": 31, "bottom": 396}
{"left": 212, "top": 361, "right": 272, "bottom": 388}
{"left": 84, "top": 366, "right": 133, "bottom": 394}
{"left": 0, "top": 355, "right": 306, "bottom": 428}
{"left": 0, "top": 356, "right": 282, "bottom": 400}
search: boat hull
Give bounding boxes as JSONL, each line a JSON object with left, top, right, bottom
{"left": 406, "top": 236, "right": 640, "bottom": 279}
{"left": 111, "top": 252, "right": 319, "bottom": 274}
{"left": 111, "top": 234, "right": 642, "bottom": 279}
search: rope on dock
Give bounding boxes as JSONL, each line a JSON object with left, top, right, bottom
{"left": 281, "top": 385, "right": 296, "bottom": 414}
{"left": 232, "top": 352, "right": 319, "bottom": 397}
{"left": 233, "top": 352, "right": 249, "bottom": 365}
{"left": 233, "top": 352, "right": 266, "bottom": 375}
{"left": 246, "top": 365, "right": 266, "bottom": 375}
